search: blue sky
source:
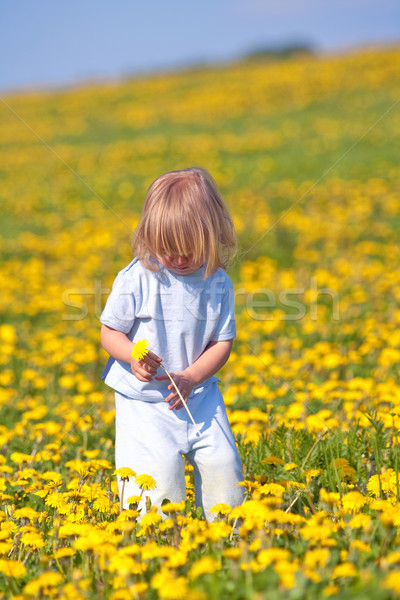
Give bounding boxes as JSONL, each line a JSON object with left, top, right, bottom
{"left": 1, "top": 0, "right": 399, "bottom": 91}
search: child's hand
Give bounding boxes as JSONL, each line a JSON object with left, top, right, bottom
{"left": 130, "top": 351, "right": 162, "bottom": 382}
{"left": 155, "top": 371, "right": 195, "bottom": 410}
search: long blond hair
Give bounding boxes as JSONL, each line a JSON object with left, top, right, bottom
{"left": 132, "top": 168, "right": 236, "bottom": 278}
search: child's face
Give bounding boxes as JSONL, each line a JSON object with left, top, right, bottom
{"left": 157, "top": 253, "right": 203, "bottom": 275}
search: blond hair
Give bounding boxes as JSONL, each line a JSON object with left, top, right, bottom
{"left": 132, "top": 168, "right": 236, "bottom": 278}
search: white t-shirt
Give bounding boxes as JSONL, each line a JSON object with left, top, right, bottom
{"left": 100, "top": 258, "right": 236, "bottom": 401}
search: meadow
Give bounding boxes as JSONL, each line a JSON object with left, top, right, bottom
{"left": 0, "top": 45, "right": 400, "bottom": 598}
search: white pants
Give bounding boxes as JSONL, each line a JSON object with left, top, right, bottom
{"left": 115, "top": 383, "right": 244, "bottom": 521}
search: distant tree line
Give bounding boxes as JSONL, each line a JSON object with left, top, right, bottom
{"left": 243, "top": 42, "right": 315, "bottom": 61}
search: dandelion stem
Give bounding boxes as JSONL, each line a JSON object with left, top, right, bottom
{"left": 132, "top": 340, "right": 201, "bottom": 434}
{"left": 160, "top": 363, "right": 201, "bottom": 436}
{"left": 120, "top": 479, "right": 126, "bottom": 514}
{"left": 301, "top": 434, "right": 321, "bottom": 470}
{"left": 285, "top": 492, "right": 302, "bottom": 513}
{"left": 307, "top": 491, "right": 316, "bottom": 515}
{"left": 229, "top": 489, "right": 250, "bottom": 541}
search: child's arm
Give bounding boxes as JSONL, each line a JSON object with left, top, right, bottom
{"left": 186, "top": 340, "right": 233, "bottom": 386}
{"left": 100, "top": 324, "right": 161, "bottom": 382}
{"left": 156, "top": 339, "right": 233, "bottom": 410}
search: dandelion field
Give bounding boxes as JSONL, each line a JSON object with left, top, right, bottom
{"left": 1, "top": 46, "right": 400, "bottom": 598}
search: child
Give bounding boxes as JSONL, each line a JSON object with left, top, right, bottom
{"left": 100, "top": 167, "right": 244, "bottom": 521}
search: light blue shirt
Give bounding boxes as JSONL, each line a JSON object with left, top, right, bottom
{"left": 100, "top": 258, "right": 236, "bottom": 401}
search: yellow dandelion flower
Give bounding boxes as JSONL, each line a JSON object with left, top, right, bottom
{"left": 0, "top": 558, "right": 26, "bottom": 578}
{"left": 303, "top": 567, "right": 321, "bottom": 584}
{"left": 77, "top": 465, "right": 95, "bottom": 479}
{"left": 383, "top": 572, "right": 400, "bottom": 594}
{"left": 165, "top": 550, "right": 188, "bottom": 569}
{"left": 350, "top": 540, "right": 371, "bottom": 553}
{"left": 119, "top": 544, "right": 140, "bottom": 558}
{"left": 331, "top": 562, "right": 357, "bottom": 579}
{"left": 323, "top": 584, "right": 340, "bottom": 596}
{"left": 152, "top": 568, "right": 196, "bottom": 599}
{"left": 130, "top": 582, "right": 149, "bottom": 596}
{"left": 259, "top": 483, "right": 285, "bottom": 497}
{"left": 140, "top": 510, "right": 162, "bottom": 529}
{"left": 367, "top": 470, "right": 397, "bottom": 499}
{"left": 0, "top": 324, "right": 16, "bottom": 344}
{"left": 20, "top": 531, "right": 45, "bottom": 549}
{"left": 93, "top": 496, "right": 110, "bottom": 513}
{"left": 380, "top": 506, "right": 400, "bottom": 527}
{"left": 342, "top": 491, "right": 369, "bottom": 513}
{"left": 13, "top": 507, "right": 40, "bottom": 521}
{"left": 65, "top": 459, "right": 87, "bottom": 473}
{"left": 300, "top": 524, "right": 332, "bottom": 542}
{"left": 10, "top": 452, "right": 33, "bottom": 465}
{"left": 116, "top": 509, "right": 140, "bottom": 521}
{"left": 240, "top": 559, "right": 261, "bottom": 573}
{"left": 45, "top": 492, "right": 67, "bottom": 509}
{"left": 114, "top": 467, "right": 136, "bottom": 481}
{"left": 263, "top": 456, "right": 284, "bottom": 466}
{"left": 83, "top": 449, "right": 99, "bottom": 459}
{"left": 224, "top": 547, "right": 241, "bottom": 561}
{"left": 126, "top": 495, "right": 142, "bottom": 506}
{"left": 286, "top": 481, "right": 306, "bottom": 491}
{"left": 75, "top": 531, "right": 121, "bottom": 552}
{"left": 210, "top": 503, "right": 231, "bottom": 516}
{"left": 189, "top": 556, "right": 221, "bottom": 579}
{"left": 162, "top": 501, "right": 186, "bottom": 514}
{"left": 0, "top": 542, "right": 12, "bottom": 554}
{"left": 59, "top": 523, "right": 89, "bottom": 538}
{"left": 159, "top": 519, "right": 175, "bottom": 533}
{"left": 304, "top": 468, "right": 322, "bottom": 482}
{"left": 304, "top": 548, "right": 330, "bottom": 569}
{"left": 387, "top": 552, "right": 400, "bottom": 564}
{"left": 205, "top": 521, "right": 231, "bottom": 541}
{"left": 137, "top": 509, "right": 162, "bottom": 536}
{"left": 24, "top": 571, "right": 64, "bottom": 594}
{"left": 330, "top": 458, "right": 357, "bottom": 482}
{"left": 41, "top": 471, "right": 64, "bottom": 485}
{"left": 17, "top": 469, "right": 37, "bottom": 481}
{"left": 0, "top": 522, "right": 18, "bottom": 538}
{"left": 257, "top": 548, "right": 290, "bottom": 567}
{"left": 0, "top": 466, "right": 13, "bottom": 475}
{"left": 54, "top": 547, "right": 75, "bottom": 559}
{"left": 140, "top": 541, "right": 174, "bottom": 560}
{"left": 134, "top": 473, "right": 157, "bottom": 490}
{"left": 320, "top": 488, "right": 341, "bottom": 505}
{"left": 238, "top": 479, "right": 260, "bottom": 492}
{"left": 9, "top": 478, "right": 30, "bottom": 487}
{"left": 108, "top": 555, "right": 140, "bottom": 576}
{"left": 131, "top": 339, "right": 149, "bottom": 360}
{"left": 90, "top": 458, "right": 113, "bottom": 471}
{"left": 284, "top": 462, "right": 298, "bottom": 471}
{"left": 274, "top": 559, "right": 299, "bottom": 589}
